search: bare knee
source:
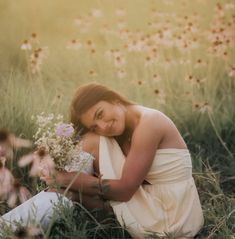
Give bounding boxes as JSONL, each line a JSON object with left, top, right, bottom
{"left": 78, "top": 132, "right": 100, "bottom": 174}
{"left": 80, "top": 132, "right": 100, "bottom": 161}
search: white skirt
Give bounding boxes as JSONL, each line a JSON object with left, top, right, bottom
{"left": 1, "top": 191, "right": 72, "bottom": 230}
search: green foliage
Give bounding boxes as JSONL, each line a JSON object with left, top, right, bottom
{"left": 47, "top": 202, "right": 132, "bottom": 239}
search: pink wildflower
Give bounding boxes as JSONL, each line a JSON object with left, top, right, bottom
{"left": 18, "top": 148, "right": 55, "bottom": 177}
{"left": 55, "top": 123, "right": 74, "bottom": 138}
{"left": 7, "top": 181, "right": 32, "bottom": 208}
{"left": 0, "top": 165, "right": 14, "bottom": 200}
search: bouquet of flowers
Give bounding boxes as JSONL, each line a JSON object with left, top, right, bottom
{"left": 32, "top": 113, "right": 77, "bottom": 170}
{"left": 19, "top": 113, "right": 94, "bottom": 177}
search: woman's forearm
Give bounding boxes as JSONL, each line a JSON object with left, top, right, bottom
{"left": 57, "top": 171, "right": 99, "bottom": 195}
{"left": 70, "top": 190, "right": 112, "bottom": 212}
{"left": 47, "top": 186, "right": 111, "bottom": 211}
{"left": 57, "top": 172, "right": 133, "bottom": 202}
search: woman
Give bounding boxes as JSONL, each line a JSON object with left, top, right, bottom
{"left": 41, "top": 83, "right": 204, "bottom": 238}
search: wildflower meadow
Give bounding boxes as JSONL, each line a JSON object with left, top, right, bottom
{"left": 0, "top": 0, "right": 235, "bottom": 238}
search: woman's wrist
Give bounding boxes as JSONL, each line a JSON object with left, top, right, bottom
{"left": 56, "top": 171, "right": 68, "bottom": 187}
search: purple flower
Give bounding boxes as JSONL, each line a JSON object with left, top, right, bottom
{"left": 55, "top": 123, "right": 74, "bottom": 137}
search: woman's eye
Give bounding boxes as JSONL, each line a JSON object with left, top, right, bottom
{"left": 97, "top": 111, "right": 103, "bottom": 119}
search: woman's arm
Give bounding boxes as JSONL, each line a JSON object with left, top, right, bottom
{"left": 41, "top": 114, "right": 163, "bottom": 202}
{"left": 107, "top": 114, "right": 164, "bottom": 201}
{"left": 47, "top": 186, "right": 111, "bottom": 212}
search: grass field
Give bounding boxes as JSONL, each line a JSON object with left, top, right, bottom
{"left": 0, "top": 0, "right": 235, "bottom": 238}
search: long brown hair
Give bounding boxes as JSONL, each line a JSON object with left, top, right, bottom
{"left": 70, "top": 83, "right": 134, "bottom": 134}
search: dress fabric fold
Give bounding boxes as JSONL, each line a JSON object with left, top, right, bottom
{"left": 99, "top": 136, "right": 204, "bottom": 239}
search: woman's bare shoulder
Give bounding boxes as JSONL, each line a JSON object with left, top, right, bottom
{"left": 130, "top": 108, "right": 166, "bottom": 147}
{"left": 139, "top": 107, "right": 171, "bottom": 129}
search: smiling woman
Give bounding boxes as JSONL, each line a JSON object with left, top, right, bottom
{"left": 65, "top": 82, "right": 204, "bottom": 238}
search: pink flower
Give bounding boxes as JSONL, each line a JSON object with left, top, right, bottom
{"left": 18, "top": 153, "right": 41, "bottom": 176}
{"left": 55, "top": 123, "right": 74, "bottom": 138}
{"left": 228, "top": 65, "right": 235, "bottom": 77}
{"left": 20, "top": 40, "right": 32, "bottom": 50}
{"left": 0, "top": 128, "right": 32, "bottom": 163}
{"left": 18, "top": 148, "right": 55, "bottom": 177}
{"left": 0, "top": 145, "right": 7, "bottom": 158}
{"left": 14, "top": 225, "right": 42, "bottom": 237}
{"left": 7, "top": 181, "right": 32, "bottom": 208}
{"left": 0, "top": 166, "right": 14, "bottom": 200}
{"left": 9, "top": 135, "right": 32, "bottom": 148}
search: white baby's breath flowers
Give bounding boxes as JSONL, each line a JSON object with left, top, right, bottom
{"left": 28, "top": 113, "right": 94, "bottom": 175}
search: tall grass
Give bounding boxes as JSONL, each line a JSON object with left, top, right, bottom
{"left": 0, "top": 0, "right": 235, "bottom": 238}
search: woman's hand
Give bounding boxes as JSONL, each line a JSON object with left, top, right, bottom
{"left": 40, "top": 169, "right": 67, "bottom": 187}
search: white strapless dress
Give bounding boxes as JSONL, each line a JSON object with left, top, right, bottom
{"left": 99, "top": 136, "right": 204, "bottom": 239}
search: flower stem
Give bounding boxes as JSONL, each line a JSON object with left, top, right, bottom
{"left": 207, "top": 111, "right": 234, "bottom": 159}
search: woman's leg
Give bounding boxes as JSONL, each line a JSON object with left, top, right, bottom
{"left": 1, "top": 191, "right": 72, "bottom": 230}
{"left": 81, "top": 132, "right": 100, "bottom": 174}
{"left": 1, "top": 133, "right": 101, "bottom": 229}
{"left": 77, "top": 133, "right": 114, "bottom": 214}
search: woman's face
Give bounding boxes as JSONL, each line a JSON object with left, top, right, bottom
{"left": 79, "top": 101, "right": 126, "bottom": 136}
